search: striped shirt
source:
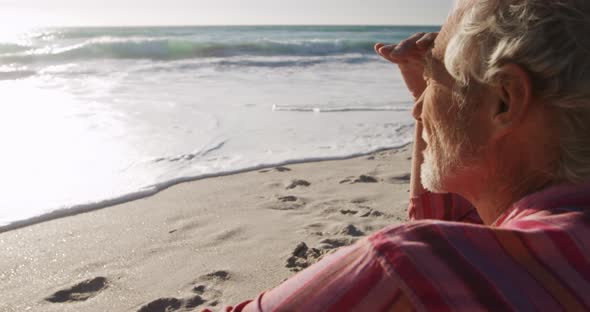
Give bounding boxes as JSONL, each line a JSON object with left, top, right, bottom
{"left": 206, "top": 182, "right": 590, "bottom": 311}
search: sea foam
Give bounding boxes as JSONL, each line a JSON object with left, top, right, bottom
{"left": 0, "top": 25, "right": 437, "bottom": 231}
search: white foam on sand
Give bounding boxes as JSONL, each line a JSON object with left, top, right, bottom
{"left": 0, "top": 143, "right": 413, "bottom": 233}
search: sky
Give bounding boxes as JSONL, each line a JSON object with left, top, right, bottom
{"left": 0, "top": 0, "right": 454, "bottom": 27}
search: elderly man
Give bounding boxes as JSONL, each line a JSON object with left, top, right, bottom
{"left": 207, "top": 0, "right": 590, "bottom": 310}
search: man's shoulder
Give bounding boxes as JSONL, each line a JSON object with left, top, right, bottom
{"left": 364, "top": 220, "right": 509, "bottom": 309}
{"left": 364, "top": 216, "right": 590, "bottom": 311}
{"left": 368, "top": 219, "right": 488, "bottom": 252}
{"left": 367, "top": 211, "right": 586, "bottom": 260}
{"left": 365, "top": 219, "right": 497, "bottom": 282}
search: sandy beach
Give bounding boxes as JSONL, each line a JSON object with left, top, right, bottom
{"left": 0, "top": 145, "right": 413, "bottom": 312}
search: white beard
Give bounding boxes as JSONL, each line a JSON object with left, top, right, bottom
{"left": 420, "top": 125, "right": 449, "bottom": 193}
{"left": 420, "top": 147, "right": 447, "bottom": 193}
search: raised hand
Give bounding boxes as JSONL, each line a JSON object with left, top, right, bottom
{"left": 375, "top": 32, "right": 438, "bottom": 198}
{"left": 374, "top": 32, "right": 438, "bottom": 100}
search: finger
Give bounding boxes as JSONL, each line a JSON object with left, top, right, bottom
{"left": 393, "top": 32, "right": 427, "bottom": 56}
{"left": 377, "top": 32, "right": 427, "bottom": 59}
{"left": 378, "top": 44, "right": 396, "bottom": 56}
{"left": 408, "top": 32, "right": 427, "bottom": 41}
{"left": 416, "top": 32, "right": 438, "bottom": 50}
{"left": 374, "top": 43, "right": 385, "bottom": 54}
{"left": 377, "top": 44, "right": 403, "bottom": 63}
{"left": 403, "top": 32, "right": 428, "bottom": 47}
{"left": 417, "top": 32, "right": 438, "bottom": 43}
{"left": 376, "top": 43, "right": 397, "bottom": 60}
{"left": 386, "top": 46, "right": 425, "bottom": 65}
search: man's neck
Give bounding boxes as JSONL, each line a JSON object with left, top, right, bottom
{"left": 457, "top": 121, "right": 563, "bottom": 224}
{"left": 458, "top": 156, "right": 556, "bottom": 225}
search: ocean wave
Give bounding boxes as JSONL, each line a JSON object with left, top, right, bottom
{"left": 272, "top": 104, "right": 411, "bottom": 113}
{"left": 30, "top": 25, "right": 439, "bottom": 40}
{"left": 0, "top": 70, "right": 36, "bottom": 80}
{"left": 0, "top": 65, "right": 36, "bottom": 80}
{"left": 127, "top": 55, "right": 374, "bottom": 73}
{"left": 0, "top": 43, "right": 31, "bottom": 55}
{"left": 217, "top": 55, "right": 372, "bottom": 68}
{"left": 31, "top": 27, "right": 208, "bottom": 40}
{"left": 0, "top": 38, "right": 378, "bottom": 63}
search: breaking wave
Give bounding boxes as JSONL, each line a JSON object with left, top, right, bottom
{"left": 0, "top": 38, "right": 378, "bottom": 63}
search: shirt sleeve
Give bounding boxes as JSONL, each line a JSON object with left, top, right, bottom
{"left": 408, "top": 192, "right": 482, "bottom": 224}
{"left": 202, "top": 238, "right": 414, "bottom": 312}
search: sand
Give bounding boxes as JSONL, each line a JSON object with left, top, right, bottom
{"left": 0, "top": 145, "right": 414, "bottom": 312}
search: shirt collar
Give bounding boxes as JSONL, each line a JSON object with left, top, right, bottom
{"left": 492, "top": 181, "right": 590, "bottom": 227}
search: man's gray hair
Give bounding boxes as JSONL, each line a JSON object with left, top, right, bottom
{"left": 445, "top": 0, "right": 590, "bottom": 183}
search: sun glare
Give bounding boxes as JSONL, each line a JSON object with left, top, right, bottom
{"left": 0, "top": 12, "right": 43, "bottom": 44}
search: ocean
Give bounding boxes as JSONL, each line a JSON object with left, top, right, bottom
{"left": 0, "top": 25, "right": 439, "bottom": 230}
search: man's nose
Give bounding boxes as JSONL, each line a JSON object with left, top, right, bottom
{"left": 412, "top": 94, "right": 424, "bottom": 122}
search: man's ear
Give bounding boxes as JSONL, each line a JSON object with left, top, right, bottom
{"left": 491, "top": 63, "right": 532, "bottom": 138}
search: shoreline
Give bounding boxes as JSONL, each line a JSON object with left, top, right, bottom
{"left": 0, "top": 144, "right": 414, "bottom": 312}
{"left": 0, "top": 143, "right": 412, "bottom": 234}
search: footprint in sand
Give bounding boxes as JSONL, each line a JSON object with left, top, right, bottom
{"left": 285, "top": 242, "right": 324, "bottom": 272}
{"left": 285, "top": 236, "right": 358, "bottom": 273}
{"left": 267, "top": 195, "right": 306, "bottom": 211}
{"left": 286, "top": 179, "right": 311, "bottom": 190}
{"left": 192, "top": 271, "right": 228, "bottom": 310}
{"left": 138, "top": 271, "right": 229, "bottom": 311}
{"left": 338, "top": 224, "right": 365, "bottom": 237}
{"left": 340, "top": 209, "right": 358, "bottom": 215}
{"left": 200, "top": 270, "right": 231, "bottom": 282}
{"left": 184, "top": 295, "right": 208, "bottom": 309}
{"left": 279, "top": 195, "right": 298, "bottom": 202}
{"left": 138, "top": 298, "right": 184, "bottom": 312}
{"left": 45, "top": 276, "right": 108, "bottom": 303}
{"left": 339, "top": 176, "right": 356, "bottom": 184}
{"left": 353, "top": 175, "right": 379, "bottom": 183}
{"left": 387, "top": 173, "right": 411, "bottom": 184}
{"left": 340, "top": 175, "right": 379, "bottom": 184}
{"left": 138, "top": 295, "right": 210, "bottom": 312}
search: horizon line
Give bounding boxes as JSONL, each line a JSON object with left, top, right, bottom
{"left": 33, "top": 23, "right": 443, "bottom": 28}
